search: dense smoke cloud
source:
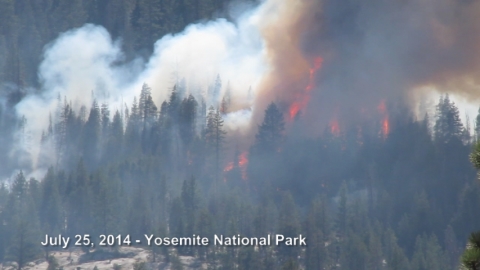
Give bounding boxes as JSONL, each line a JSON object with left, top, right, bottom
{"left": 13, "top": 0, "right": 480, "bottom": 169}
{"left": 15, "top": 1, "right": 271, "bottom": 166}
{"left": 297, "top": 0, "right": 480, "bottom": 129}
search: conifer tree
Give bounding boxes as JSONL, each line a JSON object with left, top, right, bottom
{"left": 5, "top": 172, "right": 41, "bottom": 269}
{"left": 205, "top": 106, "right": 226, "bottom": 189}
{"left": 179, "top": 94, "right": 198, "bottom": 146}
{"left": 83, "top": 100, "right": 101, "bottom": 168}
{"left": 253, "top": 102, "right": 285, "bottom": 154}
{"left": 462, "top": 231, "right": 480, "bottom": 270}
{"left": 434, "top": 94, "right": 464, "bottom": 143}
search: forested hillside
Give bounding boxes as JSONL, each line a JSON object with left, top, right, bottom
{"left": 1, "top": 85, "right": 479, "bottom": 269}
{"left": 0, "top": 0, "right": 480, "bottom": 269}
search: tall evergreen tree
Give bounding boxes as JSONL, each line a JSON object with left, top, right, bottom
{"left": 179, "top": 94, "right": 198, "bottom": 146}
{"left": 5, "top": 172, "right": 41, "bottom": 269}
{"left": 253, "top": 102, "right": 285, "bottom": 154}
{"left": 205, "top": 106, "right": 226, "bottom": 189}
{"left": 462, "top": 231, "right": 480, "bottom": 270}
{"left": 82, "top": 100, "right": 101, "bottom": 169}
{"left": 434, "top": 94, "right": 464, "bottom": 143}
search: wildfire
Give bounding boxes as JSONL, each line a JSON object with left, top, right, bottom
{"left": 330, "top": 119, "right": 340, "bottom": 136}
{"left": 239, "top": 151, "right": 249, "bottom": 180}
{"left": 378, "top": 100, "right": 390, "bottom": 138}
{"left": 289, "top": 102, "right": 301, "bottom": 120}
{"left": 223, "top": 151, "right": 249, "bottom": 180}
{"left": 288, "top": 57, "right": 323, "bottom": 120}
{"left": 382, "top": 117, "right": 390, "bottom": 137}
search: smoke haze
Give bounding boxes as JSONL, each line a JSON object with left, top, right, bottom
{"left": 12, "top": 0, "right": 480, "bottom": 170}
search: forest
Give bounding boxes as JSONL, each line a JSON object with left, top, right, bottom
{"left": 0, "top": 0, "right": 480, "bottom": 269}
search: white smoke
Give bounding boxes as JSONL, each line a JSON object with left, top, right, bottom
{"left": 15, "top": 0, "right": 278, "bottom": 169}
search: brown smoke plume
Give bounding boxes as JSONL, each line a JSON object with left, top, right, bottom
{"left": 253, "top": 0, "right": 322, "bottom": 124}
{"left": 254, "top": 0, "right": 480, "bottom": 133}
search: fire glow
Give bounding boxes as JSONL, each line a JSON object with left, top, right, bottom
{"left": 378, "top": 100, "right": 390, "bottom": 138}
{"left": 224, "top": 151, "right": 249, "bottom": 180}
{"left": 330, "top": 119, "right": 340, "bottom": 136}
{"left": 288, "top": 57, "right": 323, "bottom": 120}
{"left": 239, "top": 151, "right": 248, "bottom": 180}
{"left": 224, "top": 162, "right": 234, "bottom": 172}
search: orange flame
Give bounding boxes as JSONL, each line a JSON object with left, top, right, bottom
{"left": 288, "top": 57, "right": 323, "bottom": 120}
{"left": 378, "top": 100, "right": 390, "bottom": 138}
{"left": 289, "top": 102, "right": 301, "bottom": 120}
{"left": 223, "top": 151, "right": 249, "bottom": 180}
{"left": 382, "top": 117, "right": 390, "bottom": 137}
{"left": 239, "top": 151, "right": 249, "bottom": 180}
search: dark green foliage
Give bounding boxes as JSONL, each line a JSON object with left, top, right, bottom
{"left": 462, "top": 232, "right": 480, "bottom": 270}
{"left": 434, "top": 94, "right": 464, "bottom": 144}
{"left": 253, "top": 102, "right": 285, "bottom": 154}
{"left": 179, "top": 94, "right": 198, "bottom": 146}
{"left": 471, "top": 141, "right": 480, "bottom": 170}
{"left": 462, "top": 248, "right": 480, "bottom": 270}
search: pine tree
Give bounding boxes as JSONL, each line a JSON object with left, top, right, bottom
{"left": 253, "top": 102, "right": 285, "bottom": 154}
{"left": 205, "top": 106, "right": 226, "bottom": 190}
{"left": 5, "top": 172, "right": 42, "bottom": 269}
{"left": 179, "top": 94, "right": 198, "bottom": 146}
{"left": 475, "top": 107, "right": 480, "bottom": 140}
{"left": 125, "top": 97, "right": 141, "bottom": 154}
{"left": 106, "top": 110, "right": 124, "bottom": 160}
{"left": 220, "top": 82, "right": 231, "bottom": 114}
{"left": 39, "top": 167, "right": 63, "bottom": 236}
{"left": 462, "top": 231, "right": 480, "bottom": 270}
{"left": 434, "top": 94, "right": 464, "bottom": 143}
{"left": 411, "top": 234, "right": 448, "bottom": 270}
{"left": 66, "top": 159, "right": 92, "bottom": 238}
{"left": 139, "top": 83, "right": 157, "bottom": 125}
{"left": 168, "top": 85, "right": 181, "bottom": 122}
{"left": 82, "top": 100, "right": 102, "bottom": 169}
{"left": 91, "top": 172, "right": 118, "bottom": 236}
{"left": 383, "top": 229, "right": 410, "bottom": 270}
